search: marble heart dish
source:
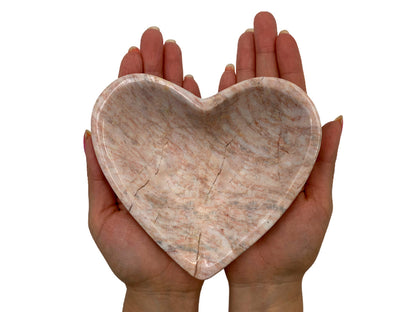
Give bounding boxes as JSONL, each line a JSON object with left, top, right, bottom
{"left": 91, "top": 74, "right": 321, "bottom": 280}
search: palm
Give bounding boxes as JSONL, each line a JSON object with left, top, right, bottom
{"left": 225, "top": 193, "right": 330, "bottom": 284}
{"left": 93, "top": 201, "right": 203, "bottom": 290}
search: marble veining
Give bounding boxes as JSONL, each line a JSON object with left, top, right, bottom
{"left": 91, "top": 74, "right": 321, "bottom": 280}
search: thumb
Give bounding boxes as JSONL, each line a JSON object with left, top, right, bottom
{"left": 304, "top": 116, "right": 343, "bottom": 201}
{"left": 84, "top": 130, "right": 117, "bottom": 235}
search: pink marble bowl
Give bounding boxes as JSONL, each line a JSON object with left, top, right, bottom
{"left": 91, "top": 74, "right": 321, "bottom": 279}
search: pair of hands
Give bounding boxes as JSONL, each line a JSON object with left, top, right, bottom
{"left": 84, "top": 12, "right": 342, "bottom": 312}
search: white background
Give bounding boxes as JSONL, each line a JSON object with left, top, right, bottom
{"left": 1, "top": 0, "right": 415, "bottom": 311}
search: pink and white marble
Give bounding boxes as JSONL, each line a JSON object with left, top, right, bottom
{"left": 91, "top": 74, "right": 321, "bottom": 280}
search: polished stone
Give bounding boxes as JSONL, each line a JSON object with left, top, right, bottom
{"left": 91, "top": 74, "right": 321, "bottom": 279}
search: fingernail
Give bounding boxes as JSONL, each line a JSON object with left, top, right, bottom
{"left": 165, "top": 39, "right": 176, "bottom": 44}
{"left": 128, "top": 46, "right": 139, "bottom": 53}
{"left": 225, "top": 63, "right": 235, "bottom": 71}
{"left": 245, "top": 28, "right": 254, "bottom": 33}
{"left": 279, "top": 30, "right": 290, "bottom": 35}
{"left": 84, "top": 130, "right": 91, "bottom": 153}
{"left": 334, "top": 115, "right": 343, "bottom": 128}
{"left": 148, "top": 26, "right": 160, "bottom": 31}
{"left": 184, "top": 74, "right": 194, "bottom": 79}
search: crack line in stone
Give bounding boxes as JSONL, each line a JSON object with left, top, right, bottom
{"left": 206, "top": 138, "right": 234, "bottom": 199}
{"left": 134, "top": 179, "right": 150, "bottom": 196}
{"left": 224, "top": 133, "right": 238, "bottom": 147}
{"left": 206, "top": 156, "right": 226, "bottom": 198}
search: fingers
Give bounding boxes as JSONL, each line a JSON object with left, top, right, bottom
{"left": 84, "top": 131, "right": 118, "bottom": 237}
{"left": 304, "top": 117, "right": 343, "bottom": 201}
{"left": 254, "top": 11, "right": 279, "bottom": 77}
{"left": 218, "top": 64, "right": 236, "bottom": 91}
{"left": 124, "top": 27, "right": 200, "bottom": 94}
{"left": 163, "top": 39, "right": 183, "bottom": 86}
{"left": 183, "top": 75, "right": 201, "bottom": 97}
{"left": 118, "top": 47, "right": 143, "bottom": 78}
{"left": 140, "top": 27, "right": 164, "bottom": 78}
{"left": 236, "top": 30, "right": 255, "bottom": 82}
{"left": 276, "top": 31, "right": 306, "bottom": 92}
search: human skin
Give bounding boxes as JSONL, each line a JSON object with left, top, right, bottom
{"left": 84, "top": 11, "right": 342, "bottom": 312}
{"left": 84, "top": 27, "right": 203, "bottom": 312}
{"left": 218, "top": 12, "right": 342, "bottom": 312}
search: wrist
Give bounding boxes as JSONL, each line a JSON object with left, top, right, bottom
{"left": 228, "top": 279, "right": 303, "bottom": 312}
{"left": 123, "top": 286, "right": 201, "bottom": 312}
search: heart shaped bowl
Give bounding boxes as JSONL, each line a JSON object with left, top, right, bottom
{"left": 91, "top": 74, "right": 321, "bottom": 279}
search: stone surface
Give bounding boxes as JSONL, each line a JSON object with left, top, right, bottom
{"left": 91, "top": 74, "right": 321, "bottom": 280}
